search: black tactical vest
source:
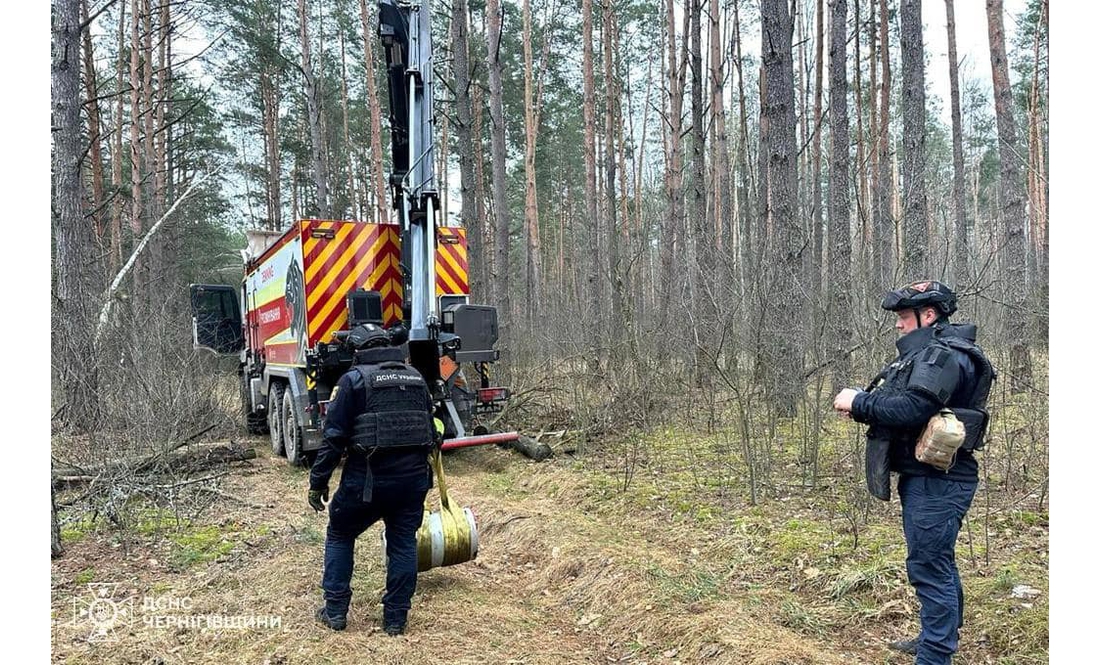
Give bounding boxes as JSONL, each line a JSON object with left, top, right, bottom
{"left": 866, "top": 323, "right": 989, "bottom": 482}
{"left": 349, "top": 361, "right": 434, "bottom": 456}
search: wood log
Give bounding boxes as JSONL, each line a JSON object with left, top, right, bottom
{"left": 510, "top": 435, "right": 553, "bottom": 462}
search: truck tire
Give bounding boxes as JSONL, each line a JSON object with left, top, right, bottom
{"left": 241, "top": 373, "right": 268, "bottom": 435}
{"left": 268, "top": 383, "right": 286, "bottom": 456}
{"left": 283, "top": 390, "right": 306, "bottom": 467}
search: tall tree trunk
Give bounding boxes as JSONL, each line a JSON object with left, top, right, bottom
{"left": 661, "top": 0, "right": 686, "bottom": 326}
{"left": 828, "top": 0, "right": 851, "bottom": 388}
{"left": 812, "top": 0, "right": 825, "bottom": 307}
{"left": 486, "top": 0, "right": 511, "bottom": 323}
{"left": 110, "top": 0, "right": 126, "bottom": 272}
{"left": 872, "top": 0, "right": 893, "bottom": 292}
{"left": 688, "top": 0, "right": 709, "bottom": 379}
{"left": 986, "top": 0, "right": 1030, "bottom": 391}
{"left": 472, "top": 77, "right": 489, "bottom": 296}
{"left": 709, "top": 0, "right": 732, "bottom": 276}
{"left": 360, "top": 0, "right": 389, "bottom": 222}
{"left": 54, "top": 0, "right": 100, "bottom": 428}
{"left": 583, "top": 0, "right": 602, "bottom": 332}
{"left": 299, "top": 0, "right": 329, "bottom": 217}
{"left": 339, "top": 32, "right": 358, "bottom": 219}
{"left": 760, "top": 0, "right": 802, "bottom": 414}
{"left": 945, "top": 0, "right": 969, "bottom": 289}
{"left": 129, "top": 0, "right": 144, "bottom": 300}
{"left": 899, "top": 0, "right": 928, "bottom": 278}
{"left": 604, "top": 1, "right": 623, "bottom": 349}
{"left": 522, "top": 0, "right": 541, "bottom": 324}
{"left": 80, "top": 0, "right": 106, "bottom": 249}
{"left": 732, "top": 0, "right": 754, "bottom": 299}
{"left": 1028, "top": 0, "right": 1048, "bottom": 346}
{"left": 451, "top": 0, "right": 482, "bottom": 299}
{"left": 853, "top": 0, "right": 869, "bottom": 272}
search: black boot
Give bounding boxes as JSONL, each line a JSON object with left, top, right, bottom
{"left": 887, "top": 637, "right": 918, "bottom": 655}
{"left": 315, "top": 606, "right": 347, "bottom": 631}
{"left": 383, "top": 610, "right": 407, "bottom": 636}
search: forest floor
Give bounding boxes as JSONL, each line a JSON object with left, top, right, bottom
{"left": 50, "top": 431, "right": 1048, "bottom": 664}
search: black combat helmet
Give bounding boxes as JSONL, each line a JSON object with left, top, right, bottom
{"left": 347, "top": 323, "right": 390, "bottom": 350}
{"left": 881, "top": 280, "right": 958, "bottom": 318}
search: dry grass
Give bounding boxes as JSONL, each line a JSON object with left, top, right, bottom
{"left": 52, "top": 432, "right": 1047, "bottom": 664}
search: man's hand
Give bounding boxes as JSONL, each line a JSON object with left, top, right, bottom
{"left": 308, "top": 487, "right": 329, "bottom": 512}
{"left": 432, "top": 417, "right": 445, "bottom": 449}
{"left": 833, "top": 388, "right": 862, "bottom": 416}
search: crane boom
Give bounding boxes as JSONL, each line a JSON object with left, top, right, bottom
{"left": 378, "top": 0, "right": 444, "bottom": 390}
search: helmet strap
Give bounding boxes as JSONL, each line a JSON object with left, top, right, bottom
{"left": 914, "top": 308, "right": 923, "bottom": 329}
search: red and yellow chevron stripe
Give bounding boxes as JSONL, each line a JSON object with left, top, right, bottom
{"left": 302, "top": 220, "right": 403, "bottom": 344}
{"left": 435, "top": 227, "right": 468, "bottom": 295}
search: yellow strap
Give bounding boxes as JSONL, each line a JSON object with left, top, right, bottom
{"left": 429, "top": 448, "right": 450, "bottom": 510}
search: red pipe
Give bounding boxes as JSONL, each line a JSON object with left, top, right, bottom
{"left": 440, "top": 431, "right": 521, "bottom": 450}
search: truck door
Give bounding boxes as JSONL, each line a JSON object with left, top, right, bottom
{"left": 189, "top": 284, "right": 244, "bottom": 354}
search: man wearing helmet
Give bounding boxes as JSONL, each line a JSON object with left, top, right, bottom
{"left": 832, "top": 281, "right": 995, "bottom": 664}
{"left": 309, "top": 323, "right": 440, "bottom": 635}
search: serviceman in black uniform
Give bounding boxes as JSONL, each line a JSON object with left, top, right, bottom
{"left": 833, "top": 281, "right": 995, "bottom": 664}
{"left": 309, "top": 323, "right": 438, "bottom": 635}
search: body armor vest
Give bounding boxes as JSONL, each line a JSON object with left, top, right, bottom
{"left": 350, "top": 361, "right": 434, "bottom": 456}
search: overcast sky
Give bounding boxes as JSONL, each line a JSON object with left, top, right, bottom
{"left": 922, "top": 0, "right": 1028, "bottom": 126}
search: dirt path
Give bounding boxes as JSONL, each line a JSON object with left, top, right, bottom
{"left": 52, "top": 440, "right": 919, "bottom": 664}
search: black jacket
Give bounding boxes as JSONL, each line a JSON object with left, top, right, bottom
{"left": 309, "top": 346, "right": 432, "bottom": 492}
{"left": 851, "top": 323, "right": 980, "bottom": 482}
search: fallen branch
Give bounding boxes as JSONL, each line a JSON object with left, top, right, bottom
{"left": 94, "top": 167, "right": 220, "bottom": 345}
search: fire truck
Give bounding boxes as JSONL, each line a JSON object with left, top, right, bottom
{"left": 190, "top": 0, "right": 515, "bottom": 465}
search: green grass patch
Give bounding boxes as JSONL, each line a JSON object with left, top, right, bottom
{"left": 60, "top": 515, "right": 97, "bottom": 543}
{"left": 168, "top": 524, "right": 237, "bottom": 569}
{"left": 294, "top": 523, "right": 324, "bottom": 545}
{"left": 73, "top": 568, "right": 95, "bottom": 584}
{"left": 829, "top": 559, "right": 906, "bottom": 600}
{"left": 778, "top": 597, "right": 830, "bottom": 635}
{"left": 645, "top": 563, "right": 725, "bottom": 604}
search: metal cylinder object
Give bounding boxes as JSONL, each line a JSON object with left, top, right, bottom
{"left": 381, "top": 449, "right": 479, "bottom": 572}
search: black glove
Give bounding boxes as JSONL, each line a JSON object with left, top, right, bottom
{"left": 308, "top": 487, "right": 329, "bottom": 512}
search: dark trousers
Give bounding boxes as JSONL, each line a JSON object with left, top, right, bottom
{"left": 321, "top": 472, "right": 428, "bottom": 625}
{"left": 898, "top": 474, "right": 978, "bottom": 665}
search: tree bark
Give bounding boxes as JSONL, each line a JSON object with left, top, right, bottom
{"left": 605, "top": 1, "right": 623, "bottom": 349}
{"left": 899, "top": 0, "right": 928, "bottom": 278}
{"left": 360, "top": 0, "right": 389, "bottom": 223}
{"left": 80, "top": 0, "right": 106, "bottom": 249}
{"left": 828, "top": 0, "right": 852, "bottom": 388}
{"left": 760, "top": 0, "right": 802, "bottom": 414}
{"left": 872, "top": 0, "right": 894, "bottom": 292}
{"left": 583, "top": 0, "right": 601, "bottom": 333}
{"left": 110, "top": 0, "right": 126, "bottom": 272}
{"left": 299, "top": 0, "right": 329, "bottom": 217}
{"left": 709, "top": 0, "right": 732, "bottom": 276}
{"left": 945, "top": 0, "right": 969, "bottom": 289}
{"left": 522, "top": 0, "right": 541, "bottom": 324}
{"left": 986, "top": 0, "right": 1030, "bottom": 390}
{"left": 339, "top": 32, "right": 358, "bottom": 219}
{"left": 486, "top": 0, "right": 511, "bottom": 324}
{"left": 812, "top": 0, "right": 825, "bottom": 304}
{"left": 54, "top": 0, "right": 99, "bottom": 428}
{"left": 660, "top": 0, "right": 686, "bottom": 326}
{"left": 451, "top": 0, "right": 482, "bottom": 298}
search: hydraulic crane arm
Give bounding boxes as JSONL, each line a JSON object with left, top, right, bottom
{"left": 378, "top": 0, "right": 443, "bottom": 389}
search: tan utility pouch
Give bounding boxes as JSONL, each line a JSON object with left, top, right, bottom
{"left": 915, "top": 409, "right": 967, "bottom": 471}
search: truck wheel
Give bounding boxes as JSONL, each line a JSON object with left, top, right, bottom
{"left": 283, "top": 390, "right": 305, "bottom": 467}
{"left": 241, "top": 373, "right": 268, "bottom": 435}
{"left": 268, "top": 383, "right": 286, "bottom": 456}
